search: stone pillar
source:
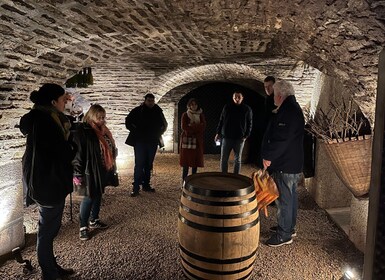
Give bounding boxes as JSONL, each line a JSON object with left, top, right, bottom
{"left": 306, "top": 141, "right": 351, "bottom": 209}
{"left": 349, "top": 196, "right": 369, "bottom": 252}
{"left": 0, "top": 161, "right": 25, "bottom": 257}
{"left": 159, "top": 101, "right": 175, "bottom": 152}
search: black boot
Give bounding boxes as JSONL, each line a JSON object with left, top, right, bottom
{"left": 142, "top": 185, "right": 155, "bottom": 192}
{"left": 54, "top": 257, "right": 75, "bottom": 276}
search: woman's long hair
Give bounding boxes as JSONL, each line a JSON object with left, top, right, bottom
{"left": 83, "top": 104, "right": 106, "bottom": 124}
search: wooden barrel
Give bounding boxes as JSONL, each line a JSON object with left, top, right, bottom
{"left": 178, "top": 172, "right": 260, "bottom": 280}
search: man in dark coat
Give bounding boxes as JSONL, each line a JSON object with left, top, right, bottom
{"left": 125, "top": 93, "right": 168, "bottom": 197}
{"left": 261, "top": 79, "right": 304, "bottom": 247}
{"left": 215, "top": 91, "right": 253, "bottom": 174}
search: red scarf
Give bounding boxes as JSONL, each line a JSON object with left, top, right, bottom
{"left": 90, "top": 122, "right": 115, "bottom": 171}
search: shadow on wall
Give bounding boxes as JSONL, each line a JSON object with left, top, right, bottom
{"left": 177, "top": 82, "right": 266, "bottom": 166}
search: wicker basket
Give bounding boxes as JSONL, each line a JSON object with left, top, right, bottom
{"left": 323, "top": 136, "right": 372, "bottom": 199}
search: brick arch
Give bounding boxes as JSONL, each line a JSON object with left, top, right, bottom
{"left": 154, "top": 63, "right": 266, "bottom": 97}
{"left": 156, "top": 61, "right": 318, "bottom": 110}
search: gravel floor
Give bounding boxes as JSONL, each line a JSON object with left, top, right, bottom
{"left": 0, "top": 154, "right": 364, "bottom": 280}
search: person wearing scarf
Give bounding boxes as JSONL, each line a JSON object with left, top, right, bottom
{"left": 179, "top": 98, "right": 206, "bottom": 181}
{"left": 72, "top": 104, "right": 117, "bottom": 241}
{"left": 20, "top": 83, "right": 76, "bottom": 280}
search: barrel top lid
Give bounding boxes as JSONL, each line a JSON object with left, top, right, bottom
{"left": 185, "top": 172, "right": 252, "bottom": 192}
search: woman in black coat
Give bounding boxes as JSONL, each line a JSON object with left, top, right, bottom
{"left": 20, "top": 83, "right": 76, "bottom": 280}
{"left": 72, "top": 104, "right": 117, "bottom": 241}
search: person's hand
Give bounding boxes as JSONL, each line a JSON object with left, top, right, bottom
{"left": 214, "top": 134, "right": 220, "bottom": 142}
{"left": 262, "top": 159, "right": 271, "bottom": 171}
{"left": 73, "top": 176, "right": 82, "bottom": 186}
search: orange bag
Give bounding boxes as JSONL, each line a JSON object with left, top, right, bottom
{"left": 252, "top": 169, "right": 279, "bottom": 217}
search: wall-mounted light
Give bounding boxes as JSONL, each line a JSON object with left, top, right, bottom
{"left": 162, "top": 135, "right": 173, "bottom": 148}
{"left": 0, "top": 179, "right": 24, "bottom": 256}
{"left": 340, "top": 267, "right": 360, "bottom": 280}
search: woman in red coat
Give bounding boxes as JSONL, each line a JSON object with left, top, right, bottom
{"left": 180, "top": 98, "right": 206, "bottom": 180}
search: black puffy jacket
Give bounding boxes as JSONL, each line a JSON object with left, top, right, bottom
{"left": 20, "top": 109, "right": 76, "bottom": 206}
{"left": 125, "top": 104, "right": 168, "bottom": 143}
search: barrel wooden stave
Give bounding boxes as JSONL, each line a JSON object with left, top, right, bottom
{"left": 178, "top": 172, "right": 260, "bottom": 280}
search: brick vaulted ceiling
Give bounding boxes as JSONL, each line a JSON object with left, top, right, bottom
{"left": 0, "top": 1, "right": 385, "bottom": 135}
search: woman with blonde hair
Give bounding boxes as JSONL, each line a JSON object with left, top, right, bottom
{"left": 179, "top": 98, "right": 206, "bottom": 180}
{"left": 73, "top": 104, "right": 117, "bottom": 241}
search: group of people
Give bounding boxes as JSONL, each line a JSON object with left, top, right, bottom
{"left": 179, "top": 91, "right": 253, "bottom": 179}
{"left": 20, "top": 75, "right": 304, "bottom": 279}
{"left": 177, "top": 76, "right": 304, "bottom": 248}
{"left": 20, "top": 84, "right": 118, "bottom": 280}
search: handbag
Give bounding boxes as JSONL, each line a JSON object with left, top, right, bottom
{"left": 106, "top": 165, "right": 119, "bottom": 187}
{"left": 109, "top": 171, "right": 119, "bottom": 187}
{"left": 252, "top": 169, "right": 279, "bottom": 217}
{"left": 125, "top": 132, "right": 136, "bottom": 146}
{"left": 181, "top": 136, "right": 197, "bottom": 149}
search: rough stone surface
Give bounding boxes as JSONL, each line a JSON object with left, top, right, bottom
{"left": 1, "top": 0, "right": 384, "bottom": 161}
{"left": 349, "top": 196, "right": 369, "bottom": 253}
{"left": 306, "top": 141, "right": 352, "bottom": 209}
{"left": 0, "top": 60, "right": 321, "bottom": 162}
{"left": 0, "top": 154, "right": 364, "bottom": 280}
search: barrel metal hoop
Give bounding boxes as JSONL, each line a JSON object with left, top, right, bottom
{"left": 178, "top": 213, "right": 259, "bottom": 232}
{"left": 181, "top": 254, "right": 254, "bottom": 275}
{"left": 182, "top": 192, "right": 256, "bottom": 206}
{"left": 184, "top": 183, "right": 255, "bottom": 197}
{"left": 179, "top": 245, "right": 257, "bottom": 264}
{"left": 182, "top": 266, "right": 253, "bottom": 280}
{"left": 179, "top": 202, "right": 258, "bottom": 219}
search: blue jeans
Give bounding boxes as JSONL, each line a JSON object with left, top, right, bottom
{"left": 220, "top": 138, "right": 245, "bottom": 174}
{"left": 80, "top": 194, "right": 102, "bottom": 228}
{"left": 133, "top": 141, "right": 158, "bottom": 191}
{"left": 37, "top": 200, "right": 65, "bottom": 279}
{"left": 272, "top": 172, "right": 301, "bottom": 240}
{"left": 182, "top": 166, "right": 197, "bottom": 180}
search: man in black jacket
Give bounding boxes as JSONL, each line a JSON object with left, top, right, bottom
{"left": 125, "top": 93, "right": 168, "bottom": 197}
{"left": 215, "top": 91, "right": 253, "bottom": 174}
{"left": 261, "top": 79, "right": 304, "bottom": 247}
